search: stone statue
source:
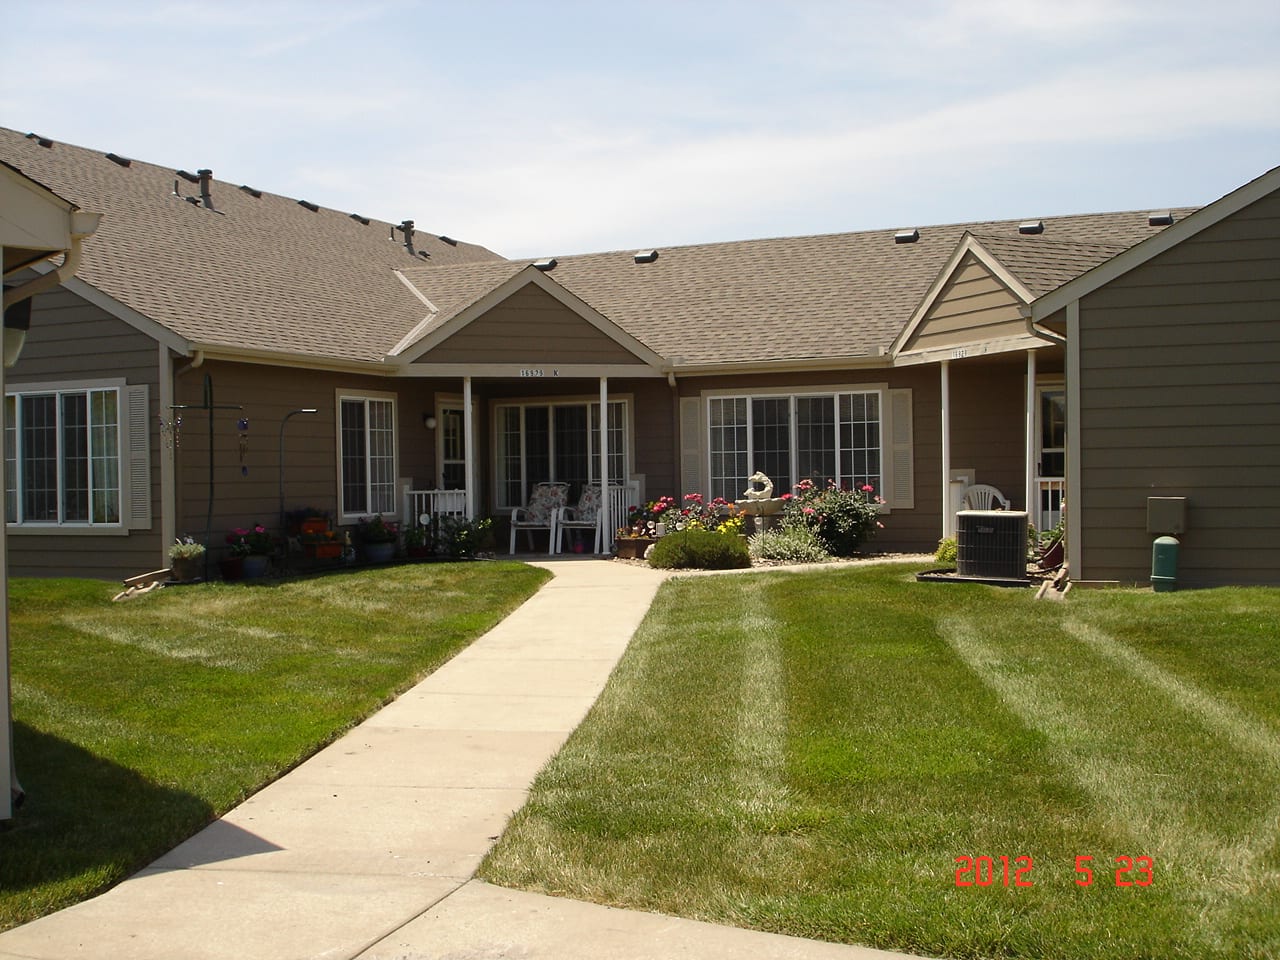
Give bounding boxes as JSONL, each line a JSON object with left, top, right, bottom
{"left": 743, "top": 471, "right": 774, "bottom": 500}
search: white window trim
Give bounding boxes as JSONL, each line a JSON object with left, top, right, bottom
{"left": 335, "top": 388, "right": 399, "bottom": 522}
{"left": 489, "top": 393, "right": 634, "bottom": 514}
{"left": 6, "top": 377, "right": 131, "bottom": 535}
{"left": 701, "top": 383, "right": 894, "bottom": 509}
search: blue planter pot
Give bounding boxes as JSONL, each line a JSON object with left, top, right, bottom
{"left": 242, "top": 554, "right": 270, "bottom": 578}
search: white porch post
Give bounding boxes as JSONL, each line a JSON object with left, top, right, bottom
{"left": 1025, "top": 349, "right": 1037, "bottom": 530}
{"left": 462, "top": 375, "right": 474, "bottom": 520}
{"left": 599, "top": 377, "right": 610, "bottom": 553}
{"left": 940, "top": 359, "right": 953, "bottom": 537}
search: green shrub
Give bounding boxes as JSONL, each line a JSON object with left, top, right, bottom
{"left": 784, "top": 480, "right": 884, "bottom": 556}
{"left": 648, "top": 528, "right": 750, "bottom": 570}
{"left": 935, "top": 537, "right": 957, "bottom": 564}
{"left": 749, "top": 523, "right": 831, "bottom": 564}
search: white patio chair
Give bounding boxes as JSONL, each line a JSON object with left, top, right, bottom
{"left": 509, "top": 482, "right": 568, "bottom": 555}
{"left": 961, "top": 483, "right": 1011, "bottom": 511}
{"left": 556, "top": 485, "right": 604, "bottom": 555}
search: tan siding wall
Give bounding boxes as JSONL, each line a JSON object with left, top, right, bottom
{"left": 172, "top": 362, "right": 446, "bottom": 555}
{"left": 423, "top": 285, "right": 647, "bottom": 366}
{"left": 905, "top": 255, "right": 1029, "bottom": 352}
{"left": 1077, "top": 190, "right": 1280, "bottom": 585}
{"left": 948, "top": 362, "right": 1029, "bottom": 507}
{"left": 6, "top": 287, "right": 163, "bottom": 580}
{"left": 677, "top": 367, "right": 943, "bottom": 553}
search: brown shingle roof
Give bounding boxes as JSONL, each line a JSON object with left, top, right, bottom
{"left": 402, "top": 211, "right": 1196, "bottom": 367}
{"left": 0, "top": 128, "right": 502, "bottom": 364}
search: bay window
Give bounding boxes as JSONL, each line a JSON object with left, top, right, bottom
{"left": 5, "top": 386, "right": 122, "bottom": 526}
{"left": 707, "top": 391, "right": 882, "bottom": 502}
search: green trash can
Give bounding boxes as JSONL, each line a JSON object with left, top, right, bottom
{"left": 1151, "top": 536, "right": 1179, "bottom": 593}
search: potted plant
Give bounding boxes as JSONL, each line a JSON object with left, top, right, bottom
{"left": 403, "top": 522, "right": 432, "bottom": 559}
{"left": 168, "top": 536, "right": 206, "bottom": 583}
{"left": 300, "top": 526, "right": 342, "bottom": 560}
{"left": 356, "top": 515, "right": 399, "bottom": 563}
{"left": 226, "top": 524, "right": 273, "bottom": 579}
{"left": 615, "top": 496, "right": 676, "bottom": 559}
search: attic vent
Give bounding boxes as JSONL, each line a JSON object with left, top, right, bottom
{"left": 400, "top": 220, "right": 416, "bottom": 254}
{"left": 1018, "top": 220, "right": 1045, "bottom": 235}
{"left": 1148, "top": 210, "right": 1174, "bottom": 226}
{"left": 349, "top": 213, "right": 371, "bottom": 225}
{"left": 418, "top": 250, "right": 431, "bottom": 260}
{"left": 25, "top": 133, "right": 53, "bottom": 148}
{"left": 239, "top": 185, "right": 262, "bottom": 198}
{"left": 176, "top": 170, "right": 201, "bottom": 183}
{"left": 894, "top": 229, "right": 920, "bottom": 244}
{"left": 105, "top": 152, "right": 132, "bottom": 168}
{"left": 533, "top": 258, "right": 557, "bottom": 271}
{"left": 298, "top": 200, "right": 319, "bottom": 212}
{"left": 438, "top": 235, "right": 458, "bottom": 246}
{"left": 634, "top": 249, "right": 660, "bottom": 264}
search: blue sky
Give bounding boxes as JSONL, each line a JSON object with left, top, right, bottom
{"left": 4, "top": 1, "right": 1278, "bottom": 258}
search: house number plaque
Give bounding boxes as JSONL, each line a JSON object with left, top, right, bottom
{"left": 519, "top": 368, "right": 560, "bottom": 377}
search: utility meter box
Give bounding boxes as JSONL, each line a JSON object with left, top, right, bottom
{"left": 1146, "top": 497, "right": 1188, "bottom": 536}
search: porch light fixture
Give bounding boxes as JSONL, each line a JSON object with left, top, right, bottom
{"left": 894, "top": 229, "right": 920, "bottom": 244}
{"left": 1148, "top": 210, "right": 1174, "bottom": 226}
{"left": 1019, "top": 220, "right": 1045, "bottom": 235}
{"left": 423, "top": 413, "right": 437, "bottom": 430}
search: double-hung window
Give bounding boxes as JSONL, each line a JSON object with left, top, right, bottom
{"left": 338, "top": 394, "right": 396, "bottom": 518}
{"left": 707, "top": 391, "right": 883, "bottom": 502}
{"left": 495, "top": 399, "right": 626, "bottom": 509}
{"left": 5, "top": 386, "right": 122, "bottom": 526}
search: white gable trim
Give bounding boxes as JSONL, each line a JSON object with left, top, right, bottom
{"left": 890, "top": 234, "right": 1034, "bottom": 359}
{"left": 1031, "top": 164, "right": 1280, "bottom": 321}
{"left": 394, "top": 265, "right": 668, "bottom": 371}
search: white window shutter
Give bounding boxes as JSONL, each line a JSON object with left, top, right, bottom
{"left": 124, "top": 384, "right": 152, "bottom": 529}
{"left": 679, "top": 397, "right": 704, "bottom": 499}
{"left": 887, "top": 388, "right": 914, "bottom": 509}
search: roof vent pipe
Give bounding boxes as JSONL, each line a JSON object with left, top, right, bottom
{"left": 176, "top": 169, "right": 200, "bottom": 183}
{"left": 400, "top": 220, "right": 415, "bottom": 254}
{"left": 198, "top": 169, "right": 214, "bottom": 208}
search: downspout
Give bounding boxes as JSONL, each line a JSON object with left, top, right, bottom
{"left": 668, "top": 369, "right": 680, "bottom": 499}
{"left": 1, "top": 231, "right": 90, "bottom": 309}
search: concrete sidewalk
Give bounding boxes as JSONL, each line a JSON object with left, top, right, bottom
{"left": 0, "top": 558, "right": 922, "bottom": 960}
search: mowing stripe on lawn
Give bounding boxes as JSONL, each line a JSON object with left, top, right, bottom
{"left": 730, "top": 588, "right": 790, "bottom": 825}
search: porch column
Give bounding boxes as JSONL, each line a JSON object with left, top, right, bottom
{"left": 940, "top": 359, "right": 953, "bottom": 537}
{"left": 599, "top": 377, "right": 610, "bottom": 553}
{"left": 463, "top": 375, "right": 474, "bottom": 520}
{"left": 1025, "top": 349, "right": 1037, "bottom": 530}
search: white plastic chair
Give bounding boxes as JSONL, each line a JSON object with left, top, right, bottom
{"left": 509, "top": 482, "right": 568, "bottom": 555}
{"left": 961, "top": 483, "right": 1011, "bottom": 511}
{"left": 556, "top": 485, "right": 604, "bottom": 555}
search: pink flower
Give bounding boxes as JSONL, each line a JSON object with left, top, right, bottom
{"left": 860, "top": 484, "right": 875, "bottom": 493}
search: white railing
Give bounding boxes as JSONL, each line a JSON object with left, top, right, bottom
{"left": 402, "top": 487, "right": 467, "bottom": 526}
{"left": 603, "top": 480, "right": 642, "bottom": 551}
{"left": 1036, "top": 478, "right": 1065, "bottom": 532}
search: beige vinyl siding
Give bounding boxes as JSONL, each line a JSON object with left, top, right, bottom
{"left": 1076, "top": 190, "right": 1280, "bottom": 586}
{"left": 6, "top": 287, "right": 163, "bottom": 579}
{"left": 902, "top": 255, "right": 1028, "bottom": 353}
{"left": 170, "top": 361, "right": 442, "bottom": 553}
{"left": 946, "top": 360, "right": 1033, "bottom": 507}
{"left": 421, "top": 284, "right": 647, "bottom": 366}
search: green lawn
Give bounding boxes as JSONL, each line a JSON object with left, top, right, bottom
{"left": 0, "top": 561, "right": 550, "bottom": 930}
{"left": 480, "top": 563, "right": 1280, "bottom": 960}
